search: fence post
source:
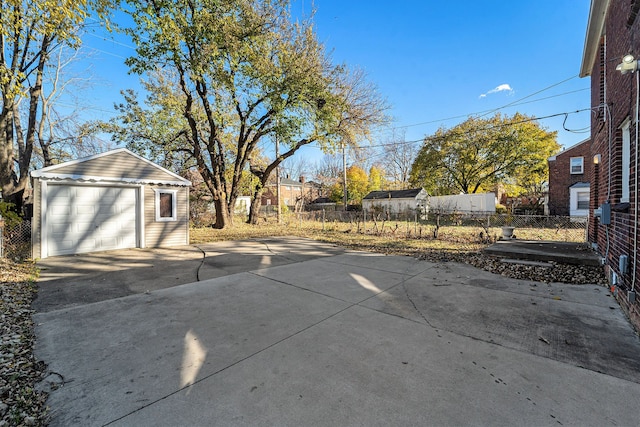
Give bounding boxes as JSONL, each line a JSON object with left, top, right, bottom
{"left": 322, "top": 208, "right": 325, "bottom": 231}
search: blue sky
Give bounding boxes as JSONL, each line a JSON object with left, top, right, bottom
{"left": 78, "top": 1, "right": 592, "bottom": 164}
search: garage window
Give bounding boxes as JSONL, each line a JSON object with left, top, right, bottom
{"left": 155, "top": 189, "right": 177, "bottom": 221}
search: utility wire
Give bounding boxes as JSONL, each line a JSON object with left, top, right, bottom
{"left": 366, "top": 108, "right": 592, "bottom": 149}
{"left": 382, "top": 86, "right": 588, "bottom": 133}
{"left": 476, "top": 75, "right": 579, "bottom": 118}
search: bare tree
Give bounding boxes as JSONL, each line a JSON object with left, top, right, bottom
{"left": 280, "top": 156, "right": 310, "bottom": 181}
{"left": 0, "top": 0, "right": 114, "bottom": 210}
{"left": 381, "top": 129, "right": 418, "bottom": 190}
{"left": 312, "top": 154, "right": 342, "bottom": 187}
{"left": 35, "top": 46, "right": 111, "bottom": 168}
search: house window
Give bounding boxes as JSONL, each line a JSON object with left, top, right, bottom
{"left": 577, "top": 192, "right": 590, "bottom": 210}
{"left": 570, "top": 157, "right": 584, "bottom": 174}
{"left": 155, "top": 189, "right": 177, "bottom": 222}
{"left": 621, "top": 121, "right": 630, "bottom": 203}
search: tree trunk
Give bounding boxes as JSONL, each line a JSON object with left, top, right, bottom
{"left": 248, "top": 186, "right": 263, "bottom": 225}
{"left": 0, "top": 98, "right": 17, "bottom": 201}
{"left": 212, "top": 197, "right": 231, "bottom": 229}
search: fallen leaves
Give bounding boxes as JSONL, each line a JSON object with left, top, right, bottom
{"left": 0, "top": 259, "right": 48, "bottom": 426}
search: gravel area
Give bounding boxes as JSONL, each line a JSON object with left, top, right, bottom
{"left": 416, "top": 250, "right": 609, "bottom": 285}
{"left": 1, "top": 260, "right": 47, "bottom": 427}
{"left": 0, "top": 245, "right": 608, "bottom": 427}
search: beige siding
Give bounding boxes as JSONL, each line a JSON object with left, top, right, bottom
{"left": 32, "top": 179, "right": 42, "bottom": 259}
{"left": 53, "top": 151, "right": 179, "bottom": 182}
{"left": 144, "top": 185, "right": 189, "bottom": 247}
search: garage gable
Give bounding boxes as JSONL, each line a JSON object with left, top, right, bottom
{"left": 31, "top": 148, "right": 191, "bottom": 185}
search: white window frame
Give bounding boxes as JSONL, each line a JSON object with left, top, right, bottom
{"left": 576, "top": 191, "right": 590, "bottom": 210}
{"left": 621, "top": 121, "right": 630, "bottom": 203}
{"left": 154, "top": 188, "right": 178, "bottom": 222}
{"left": 569, "top": 185, "right": 590, "bottom": 217}
{"left": 570, "top": 157, "right": 584, "bottom": 174}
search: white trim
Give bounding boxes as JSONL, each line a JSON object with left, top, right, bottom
{"left": 570, "top": 185, "right": 590, "bottom": 217}
{"left": 30, "top": 148, "right": 191, "bottom": 185}
{"left": 570, "top": 157, "right": 584, "bottom": 174}
{"left": 622, "top": 121, "right": 631, "bottom": 203}
{"left": 40, "top": 181, "right": 48, "bottom": 259}
{"left": 139, "top": 185, "right": 146, "bottom": 249}
{"left": 580, "top": 0, "right": 611, "bottom": 78}
{"left": 33, "top": 172, "right": 190, "bottom": 187}
{"left": 154, "top": 188, "right": 178, "bottom": 222}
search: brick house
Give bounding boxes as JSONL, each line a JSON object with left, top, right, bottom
{"left": 547, "top": 138, "right": 592, "bottom": 216}
{"left": 261, "top": 176, "right": 325, "bottom": 210}
{"left": 581, "top": 0, "right": 640, "bottom": 328}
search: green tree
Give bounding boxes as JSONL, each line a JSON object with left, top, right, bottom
{"left": 119, "top": 0, "right": 387, "bottom": 228}
{"left": 410, "top": 113, "right": 559, "bottom": 195}
{"left": 0, "top": 0, "right": 115, "bottom": 210}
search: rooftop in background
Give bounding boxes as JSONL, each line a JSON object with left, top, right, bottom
{"left": 363, "top": 189, "right": 425, "bottom": 200}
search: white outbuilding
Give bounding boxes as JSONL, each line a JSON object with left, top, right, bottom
{"left": 31, "top": 148, "right": 191, "bottom": 259}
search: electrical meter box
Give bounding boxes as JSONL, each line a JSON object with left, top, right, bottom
{"left": 600, "top": 203, "right": 611, "bottom": 225}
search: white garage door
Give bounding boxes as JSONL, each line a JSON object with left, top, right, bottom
{"left": 46, "top": 185, "right": 138, "bottom": 257}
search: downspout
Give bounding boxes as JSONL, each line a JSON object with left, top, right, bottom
{"left": 633, "top": 71, "right": 639, "bottom": 292}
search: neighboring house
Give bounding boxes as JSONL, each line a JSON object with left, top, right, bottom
{"left": 547, "top": 138, "right": 592, "bottom": 217}
{"left": 262, "top": 176, "right": 326, "bottom": 209}
{"left": 581, "top": 0, "right": 640, "bottom": 328}
{"left": 362, "top": 188, "right": 428, "bottom": 215}
{"left": 31, "top": 148, "right": 191, "bottom": 259}
{"left": 185, "top": 169, "right": 250, "bottom": 216}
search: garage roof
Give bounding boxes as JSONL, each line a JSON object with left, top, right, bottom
{"left": 31, "top": 148, "right": 191, "bottom": 186}
{"left": 363, "top": 188, "right": 426, "bottom": 200}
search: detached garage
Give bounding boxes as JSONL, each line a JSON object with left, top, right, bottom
{"left": 31, "top": 148, "right": 191, "bottom": 259}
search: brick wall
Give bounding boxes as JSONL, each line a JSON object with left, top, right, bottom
{"left": 586, "top": 0, "right": 640, "bottom": 330}
{"left": 547, "top": 140, "right": 591, "bottom": 215}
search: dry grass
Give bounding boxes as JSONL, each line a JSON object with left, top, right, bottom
{"left": 191, "top": 218, "right": 487, "bottom": 258}
{"left": 190, "top": 216, "right": 584, "bottom": 257}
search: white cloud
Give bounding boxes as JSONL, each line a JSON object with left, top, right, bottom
{"left": 479, "top": 84, "right": 513, "bottom": 99}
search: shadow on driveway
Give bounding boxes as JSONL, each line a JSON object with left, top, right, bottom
{"left": 34, "top": 237, "right": 346, "bottom": 312}
{"left": 34, "top": 237, "right": 640, "bottom": 426}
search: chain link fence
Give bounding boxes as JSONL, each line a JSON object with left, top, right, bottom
{"left": 1, "top": 219, "right": 32, "bottom": 261}
{"left": 281, "top": 210, "right": 587, "bottom": 243}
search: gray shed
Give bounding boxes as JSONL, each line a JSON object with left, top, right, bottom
{"left": 31, "top": 148, "right": 191, "bottom": 259}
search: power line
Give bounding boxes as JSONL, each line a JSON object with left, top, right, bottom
{"left": 367, "top": 108, "right": 592, "bottom": 149}
{"left": 380, "top": 85, "right": 588, "bottom": 133}
{"left": 477, "top": 75, "right": 580, "bottom": 118}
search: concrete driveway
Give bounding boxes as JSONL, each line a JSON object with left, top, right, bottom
{"left": 34, "top": 237, "right": 640, "bottom": 426}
